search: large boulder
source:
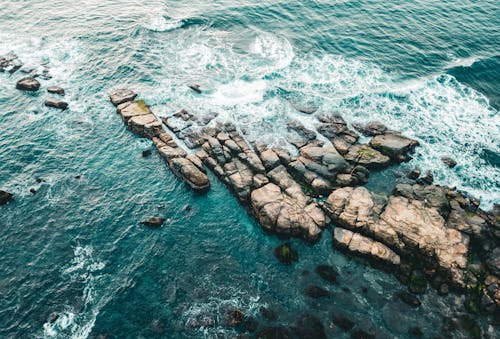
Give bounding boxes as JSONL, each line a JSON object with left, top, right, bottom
{"left": 16, "top": 77, "right": 40, "bottom": 91}
{"left": 110, "top": 88, "right": 137, "bottom": 106}
{"left": 47, "top": 86, "right": 65, "bottom": 96}
{"left": 45, "top": 98, "right": 68, "bottom": 110}
{"left": 170, "top": 157, "right": 210, "bottom": 192}
{"left": 369, "top": 133, "right": 419, "bottom": 162}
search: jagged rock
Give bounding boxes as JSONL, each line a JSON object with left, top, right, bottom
{"left": 393, "top": 184, "right": 450, "bottom": 217}
{"left": 370, "top": 133, "right": 419, "bottom": 162}
{"left": 441, "top": 157, "right": 457, "bottom": 168}
{"left": 16, "top": 77, "right": 40, "bottom": 91}
{"left": 326, "top": 187, "right": 469, "bottom": 287}
{"left": 407, "top": 169, "right": 421, "bottom": 180}
{"left": 0, "top": 52, "right": 22, "bottom": 73}
{"left": 344, "top": 144, "right": 391, "bottom": 169}
{"left": 304, "top": 284, "right": 330, "bottom": 298}
{"left": 110, "top": 88, "right": 137, "bottom": 105}
{"left": 417, "top": 172, "right": 434, "bottom": 185}
{"left": 274, "top": 243, "right": 298, "bottom": 265}
{"left": 47, "top": 86, "right": 65, "bottom": 96}
{"left": 260, "top": 149, "right": 281, "bottom": 170}
{"left": 287, "top": 120, "right": 316, "bottom": 147}
{"left": 484, "top": 248, "right": 500, "bottom": 276}
{"left": 316, "top": 114, "right": 359, "bottom": 144}
{"left": 128, "top": 113, "right": 163, "bottom": 138}
{"left": 353, "top": 121, "right": 388, "bottom": 136}
{"left": 170, "top": 157, "right": 210, "bottom": 191}
{"left": 141, "top": 217, "right": 165, "bottom": 227}
{"left": 315, "top": 265, "right": 339, "bottom": 284}
{"left": 45, "top": 98, "right": 68, "bottom": 110}
{"left": 116, "top": 100, "right": 151, "bottom": 120}
{"left": 333, "top": 227, "right": 401, "bottom": 266}
{"left": 0, "top": 190, "right": 13, "bottom": 206}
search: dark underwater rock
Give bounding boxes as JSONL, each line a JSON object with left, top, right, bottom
{"left": 304, "top": 284, "right": 330, "bottom": 298}
{"left": 292, "top": 314, "right": 327, "bottom": 339}
{"left": 110, "top": 88, "right": 137, "bottom": 106}
{"left": 256, "top": 326, "right": 293, "bottom": 339}
{"left": 315, "top": 264, "right": 339, "bottom": 284}
{"left": 331, "top": 313, "right": 355, "bottom": 331}
{"left": 273, "top": 242, "right": 298, "bottom": 265}
{"left": 142, "top": 149, "right": 152, "bottom": 157}
{"left": 351, "top": 329, "right": 376, "bottom": 339}
{"left": 396, "top": 291, "right": 421, "bottom": 307}
{"left": 45, "top": 98, "right": 68, "bottom": 110}
{"left": 0, "top": 190, "right": 13, "bottom": 205}
{"left": 47, "top": 86, "right": 65, "bottom": 96}
{"left": 408, "top": 270, "right": 428, "bottom": 294}
{"left": 225, "top": 308, "right": 244, "bottom": 327}
{"left": 260, "top": 306, "right": 278, "bottom": 321}
{"left": 188, "top": 84, "right": 202, "bottom": 94}
{"left": 140, "top": 217, "right": 165, "bottom": 228}
{"left": 16, "top": 77, "right": 40, "bottom": 91}
{"left": 48, "top": 312, "right": 59, "bottom": 324}
{"left": 407, "top": 168, "right": 421, "bottom": 180}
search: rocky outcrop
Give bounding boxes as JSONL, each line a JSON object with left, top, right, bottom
{"left": 45, "top": 98, "right": 68, "bottom": 110}
{"left": 16, "top": 77, "right": 40, "bottom": 91}
{"left": 0, "top": 52, "right": 22, "bottom": 73}
{"left": 343, "top": 144, "right": 391, "bottom": 169}
{"left": 109, "top": 89, "right": 210, "bottom": 192}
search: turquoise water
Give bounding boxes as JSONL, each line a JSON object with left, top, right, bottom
{"left": 0, "top": 1, "right": 498, "bottom": 338}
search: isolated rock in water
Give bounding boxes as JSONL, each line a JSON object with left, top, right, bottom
{"left": 47, "top": 86, "right": 65, "bottom": 96}
{"left": 315, "top": 264, "right": 339, "bottom": 284}
{"left": 353, "top": 121, "right": 388, "bottom": 136}
{"left": 188, "top": 84, "right": 202, "bottom": 94}
{"left": 16, "top": 77, "right": 40, "bottom": 91}
{"left": 0, "top": 190, "right": 13, "bottom": 205}
{"left": 45, "top": 98, "right": 68, "bottom": 110}
{"left": 304, "top": 284, "right": 330, "bottom": 298}
{"left": 142, "top": 149, "right": 152, "bottom": 157}
{"left": 369, "top": 133, "right": 419, "bottom": 162}
{"left": 110, "top": 88, "right": 137, "bottom": 106}
{"left": 344, "top": 144, "right": 391, "bottom": 169}
{"left": 0, "top": 52, "right": 22, "bottom": 73}
{"left": 331, "top": 313, "right": 355, "bottom": 331}
{"left": 396, "top": 291, "right": 421, "bottom": 308}
{"left": 48, "top": 312, "right": 60, "bottom": 324}
{"left": 274, "top": 242, "right": 298, "bottom": 265}
{"left": 225, "top": 308, "right": 244, "bottom": 327}
{"left": 441, "top": 157, "right": 457, "bottom": 168}
{"left": 141, "top": 217, "right": 165, "bottom": 227}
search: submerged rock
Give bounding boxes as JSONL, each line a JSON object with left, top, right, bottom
{"left": 441, "top": 156, "right": 457, "bottom": 168}
{"left": 225, "top": 308, "right": 244, "bottom": 327}
{"left": 292, "top": 314, "right": 327, "bottom": 339}
{"left": 273, "top": 242, "right": 298, "bottom": 265}
{"left": 0, "top": 190, "right": 13, "bottom": 205}
{"left": 16, "top": 77, "right": 40, "bottom": 91}
{"left": 109, "top": 88, "right": 137, "bottom": 106}
{"left": 140, "top": 217, "right": 165, "bottom": 228}
{"left": 47, "top": 86, "right": 65, "bottom": 96}
{"left": 315, "top": 264, "right": 339, "bottom": 284}
{"left": 45, "top": 98, "right": 68, "bottom": 110}
{"left": 304, "top": 284, "right": 330, "bottom": 298}
{"left": 396, "top": 291, "right": 421, "bottom": 307}
{"left": 331, "top": 313, "right": 355, "bottom": 331}
{"left": 142, "top": 149, "right": 152, "bottom": 157}
{"left": 0, "top": 52, "right": 23, "bottom": 73}
{"left": 256, "top": 326, "right": 293, "bottom": 339}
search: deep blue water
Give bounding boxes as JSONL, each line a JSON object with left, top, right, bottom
{"left": 0, "top": 1, "right": 499, "bottom": 338}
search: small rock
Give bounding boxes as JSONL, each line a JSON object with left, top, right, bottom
{"left": 0, "top": 190, "right": 13, "bottom": 205}
{"left": 292, "top": 314, "right": 327, "bottom": 339}
{"left": 47, "top": 86, "right": 65, "bottom": 96}
{"left": 396, "top": 291, "right": 421, "bottom": 308}
{"left": 140, "top": 217, "right": 165, "bottom": 228}
{"left": 142, "top": 149, "right": 152, "bottom": 157}
{"left": 45, "top": 98, "right": 68, "bottom": 110}
{"left": 29, "top": 188, "right": 36, "bottom": 195}
{"left": 74, "top": 175, "right": 81, "bottom": 180}
{"left": 417, "top": 171, "right": 434, "bottom": 185}
{"left": 408, "top": 270, "right": 427, "bottom": 294}
{"left": 304, "top": 284, "right": 330, "bottom": 298}
{"left": 314, "top": 265, "right": 339, "bottom": 284}
{"left": 16, "top": 77, "right": 40, "bottom": 91}
{"left": 183, "top": 204, "right": 192, "bottom": 212}
{"left": 438, "top": 283, "right": 449, "bottom": 296}
{"left": 273, "top": 242, "right": 298, "bottom": 265}
{"left": 188, "top": 84, "right": 202, "bottom": 94}
{"left": 407, "top": 169, "right": 421, "bottom": 180}
{"left": 441, "top": 157, "right": 457, "bottom": 168}
{"left": 225, "top": 308, "right": 244, "bottom": 327}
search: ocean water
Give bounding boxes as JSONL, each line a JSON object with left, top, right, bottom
{"left": 0, "top": 1, "right": 498, "bottom": 338}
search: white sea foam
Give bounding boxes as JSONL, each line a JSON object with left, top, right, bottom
{"left": 148, "top": 27, "right": 499, "bottom": 208}
{"left": 444, "top": 56, "right": 480, "bottom": 69}
{"left": 143, "top": 16, "right": 184, "bottom": 32}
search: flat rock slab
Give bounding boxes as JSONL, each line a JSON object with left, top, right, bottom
{"left": 110, "top": 88, "right": 137, "bottom": 106}
{"left": 370, "top": 133, "right": 419, "bottom": 162}
{"left": 45, "top": 98, "right": 68, "bottom": 110}
{"left": 16, "top": 77, "right": 40, "bottom": 91}
{"left": 47, "top": 86, "right": 65, "bottom": 96}
{"left": 344, "top": 144, "right": 391, "bottom": 169}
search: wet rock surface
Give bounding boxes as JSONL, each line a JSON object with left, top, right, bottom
{"left": 16, "top": 77, "right": 40, "bottom": 91}
{"left": 141, "top": 217, "right": 165, "bottom": 228}
{"left": 0, "top": 52, "right": 23, "bottom": 73}
{"left": 0, "top": 190, "right": 13, "bottom": 205}
{"left": 47, "top": 86, "right": 65, "bottom": 96}
{"left": 45, "top": 98, "right": 68, "bottom": 110}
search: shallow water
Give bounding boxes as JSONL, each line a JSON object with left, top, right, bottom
{"left": 0, "top": 1, "right": 498, "bottom": 338}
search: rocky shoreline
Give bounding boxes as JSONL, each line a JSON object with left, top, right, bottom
{"left": 108, "top": 87, "right": 499, "bottom": 317}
